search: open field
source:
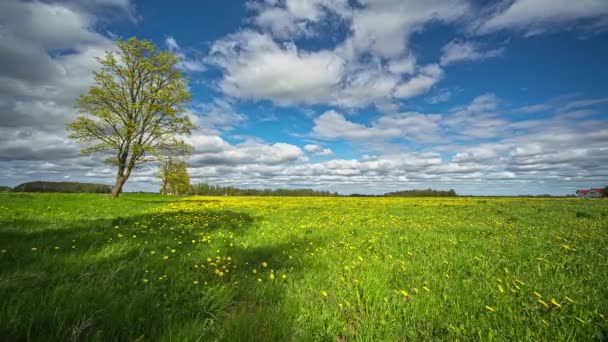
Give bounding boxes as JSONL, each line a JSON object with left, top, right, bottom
{"left": 1, "top": 193, "right": 607, "bottom": 341}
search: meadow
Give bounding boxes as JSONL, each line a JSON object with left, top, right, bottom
{"left": 0, "top": 193, "right": 607, "bottom": 341}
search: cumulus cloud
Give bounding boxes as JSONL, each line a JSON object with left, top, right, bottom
{"left": 209, "top": 30, "right": 345, "bottom": 105}
{"left": 188, "top": 136, "right": 306, "bottom": 166}
{"left": 304, "top": 144, "right": 333, "bottom": 156}
{"left": 312, "top": 109, "right": 442, "bottom": 143}
{"left": 207, "top": 1, "right": 477, "bottom": 107}
{"left": 440, "top": 39, "right": 504, "bottom": 66}
{"left": 250, "top": 0, "right": 350, "bottom": 38}
{"left": 0, "top": 0, "right": 119, "bottom": 165}
{"left": 345, "top": 0, "right": 468, "bottom": 58}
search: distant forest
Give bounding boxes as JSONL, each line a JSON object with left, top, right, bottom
{"left": 189, "top": 183, "right": 457, "bottom": 197}
{"left": 384, "top": 189, "right": 457, "bottom": 197}
{"left": 11, "top": 181, "right": 111, "bottom": 194}
{"left": 3, "top": 181, "right": 460, "bottom": 197}
{"left": 189, "top": 183, "right": 339, "bottom": 197}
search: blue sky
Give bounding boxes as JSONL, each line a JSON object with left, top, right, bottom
{"left": 1, "top": 0, "right": 607, "bottom": 195}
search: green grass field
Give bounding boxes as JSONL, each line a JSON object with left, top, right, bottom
{"left": 1, "top": 193, "right": 607, "bottom": 341}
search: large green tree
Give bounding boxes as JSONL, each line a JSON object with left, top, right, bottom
{"left": 67, "top": 37, "right": 193, "bottom": 197}
{"left": 157, "top": 158, "right": 190, "bottom": 195}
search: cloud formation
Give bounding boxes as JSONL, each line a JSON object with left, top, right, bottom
{"left": 1, "top": 0, "right": 607, "bottom": 196}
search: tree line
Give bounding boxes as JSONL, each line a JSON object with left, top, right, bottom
{"left": 189, "top": 183, "right": 338, "bottom": 196}
{"left": 384, "top": 189, "right": 457, "bottom": 197}
{"left": 9, "top": 182, "right": 111, "bottom": 194}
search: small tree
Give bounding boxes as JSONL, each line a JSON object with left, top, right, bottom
{"left": 158, "top": 158, "right": 190, "bottom": 195}
{"left": 67, "top": 37, "right": 193, "bottom": 197}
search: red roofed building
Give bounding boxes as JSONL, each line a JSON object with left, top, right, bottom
{"left": 576, "top": 188, "right": 605, "bottom": 198}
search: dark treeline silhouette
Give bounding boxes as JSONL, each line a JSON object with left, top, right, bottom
{"left": 350, "top": 189, "right": 457, "bottom": 197}
{"left": 190, "top": 183, "right": 457, "bottom": 197}
{"left": 384, "top": 189, "right": 457, "bottom": 197}
{"left": 12, "top": 181, "right": 111, "bottom": 194}
{"left": 189, "top": 183, "right": 338, "bottom": 197}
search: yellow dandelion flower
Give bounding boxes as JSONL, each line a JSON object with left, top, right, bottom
{"left": 143, "top": 279, "right": 149, "bottom": 283}
{"left": 550, "top": 299, "right": 561, "bottom": 308}
{"left": 163, "top": 256, "right": 169, "bottom": 260}
{"left": 321, "top": 290, "right": 328, "bottom": 297}
{"left": 262, "top": 262, "right": 268, "bottom": 268}
{"left": 171, "top": 249, "right": 176, "bottom": 253}
{"left": 193, "top": 280, "right": 199, "bottom": 285}
{"left": 31, "top": 247, "right": 38, "bottom": 251}
{"left": 207, "top": 258, "right": 212, "bottom": 262}
{"left": 219, "top": 272, "right": 224, "bottom": 277}
{"left": 269, "top": 273, "right": 275, "bottom": 280}
{"left": 282, "top": 274, "right": 287, "bottom": 280}
{"left": 257, "top": 278, "right": 262, "bottom": 282}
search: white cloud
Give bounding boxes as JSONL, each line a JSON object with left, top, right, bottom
{"left": 388, "top": 55, "right": 416, "bottom": 75}
{"left": 165, "top": 36, "right": 205, "bottom": 72}
{"left": 312, "top": 110, "right": 401, "bottom": 140}
{"left": 346, "top": 0, "right": 468, "bottom": 58}
{"left": 250, "top": 0, "right": 350, "bottom": 38}
{"left": 425, "top": 88, "right": 452, "bottom": 104}
{"left": 394, "top": 64, "right": 443, "bottom": 99}
{"left": 440, "top": 39, "right": 504, "bottom": 66}
{"left": 304, "top": 144, "right": 333, "bottom": 156}
{"left": 444, "top": 93, "right": 507, "bottom": 139}
{"left": 312, "top": 109, "right": 442, "bottom": 143}
{"left": 207, "top": 1, "right": 480, "bottom": 107}
{"left": 478, "top": 0, "right": 608, "bottom": 34}
{"left": 189, "top": 99, "right": 247, "bottom": 135}
{"left": 209, "top": 30, "right": 345, "bottom": 105}
{"left": 189, "top": 135, "right": 306, "bottom": 166}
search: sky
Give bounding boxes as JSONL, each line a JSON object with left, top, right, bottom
{"left": 1, "top": 0, "right": 607, "bottom": 196}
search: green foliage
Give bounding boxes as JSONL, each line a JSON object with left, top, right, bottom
{"left": 12, "top": 181, "right": 110, "bottom": 193}
{"left": 0, "top": 186, "right": 12, "bottom": 193}
{"left": 67, "top": 37, "right": 193, "bottom": 197}
{"left": 158, "top": 158, "right": 190, "bottom": 195}
{"left": 1, "top": 194, "right": 607, "bottom": 340}
{"left": 189, "top": 183, "right": 339, "bottom": 196}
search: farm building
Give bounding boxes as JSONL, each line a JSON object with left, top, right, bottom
{"left": 576, "top": 188, "right": 605, "bottom": 198}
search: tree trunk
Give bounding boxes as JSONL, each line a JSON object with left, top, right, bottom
{"left": 112, "top": 174, "right": 126, "bottom": 198}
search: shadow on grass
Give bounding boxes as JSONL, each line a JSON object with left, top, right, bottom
{"left": 0, "top": 207, "right": 324, "bottom": 341}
